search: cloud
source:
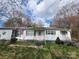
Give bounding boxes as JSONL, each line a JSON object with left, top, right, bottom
{"left": 44, "top": 23, "right": 50, "bottom": 27}
{"left": 27, "top": 0, "right": 77, "bottom": 27}
{"left": 0, "top": 0, "right": 78, "bottom": 27}
{"left": 34, "top": 17, "right": 50, "bottom": 27}
{"left": 27, "top": 0, "right": 50, "bottom": 17}
{"left": 27, "top": 0, "right": 75, "bottom": 18}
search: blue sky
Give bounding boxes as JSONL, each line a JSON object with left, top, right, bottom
{"left": 24, "top": 0, "right": 75, "bottom": 27}
{"left": 0, "top": 20, "right": 4, "bottom": 27}
{"left": 0, "top": 0, "right": 77, "bottom": 27}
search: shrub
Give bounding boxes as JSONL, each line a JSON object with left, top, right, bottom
{"left": 35, "top": 41, "right": 44, "bottom": 46}
{"left": 10, "top": 38, "right": 17, "bottom": 44}
{"left": 67, "top": 42, "right": 74, "bottom": 46}
{"left": 0, "top": 39, "right": 9, "bottom": 45}
{"left": 55, "top": 37, "right": 64, "bottom": 44}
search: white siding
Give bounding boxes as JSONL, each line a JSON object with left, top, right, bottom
{"left": 27, "top": 30, "right": 34, "bottom": 36}
{"left": 0, "top": 30, "right": 12, "bottom": 40}
{"left": 58, "top": 31, "right": 71, "bottom": 41}
{"left": 16, "top": 29, "right": 71, "bottom": 41}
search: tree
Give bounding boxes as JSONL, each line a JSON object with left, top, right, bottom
{"left": 4, "top": 17, "right": 23, "bottom": 27}
{"left": 3, "top": 6, "right": 34, "bottom": 27}
{"left": 52, "top": 2, "right": 79, "bottom": 40}
{"left": 24, "top": 16, "right": 33, "bottom": 27}
{"left": 34, "top": 18, "right": 44, "bottom": 27}
{"left": 0, "top": 0, "right": 28, "bottom": 27}
{"left": 0, "top": 0, "right": 24, "bottom": 18}
{"left": 0, "top": 0, "right": 33, "bottom": 43}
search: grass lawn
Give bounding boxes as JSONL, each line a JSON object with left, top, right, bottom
{"left": 0, "top": 41, "right": 79, "bottom": 59}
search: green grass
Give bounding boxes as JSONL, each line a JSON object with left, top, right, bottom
{"left": 0, "top": 41, "right": 79, "bottom": 59}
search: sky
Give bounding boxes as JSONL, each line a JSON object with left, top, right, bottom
{"left": 26, "top": 0, "right": 75, "bottom": 27}
{"left": 0, "top": 0, "right": 77, "bottom": 27}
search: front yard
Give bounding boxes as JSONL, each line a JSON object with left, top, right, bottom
{"left": 0, "top": 41, "right": 79, "bottom": 59}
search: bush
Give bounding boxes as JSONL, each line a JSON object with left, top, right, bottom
{"left": 35, "top": 41, "right": 44, "bottom": 46}
{"left": 67, "top": 42, "right": 74, "bottom": 46}
{"left": 55, "top": 37, "right": 64, "bottom": 44}
{"left": 10, "top": 38, "right": 17, "bottom": 44}
{"left": 0, "top": 39, "right": 9, "bottom": 45}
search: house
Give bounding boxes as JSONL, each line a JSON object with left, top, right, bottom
{"left": 0, "top": 28, "right": 12, "bottom": 40}
{"left": 0, "top": 27, "right": 71, "bottom": 41}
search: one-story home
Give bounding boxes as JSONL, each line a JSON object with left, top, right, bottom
{"left": 0, "top": 27, "right": 71, "bottom": 41}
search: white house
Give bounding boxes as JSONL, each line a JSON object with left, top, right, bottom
{"left": 0, "top": 27, "right": 71, "bottom": 41}
{"left": 16, "top": 27, "right": 71, "bottom": 41}
{"left": 0, "top": 28, "right": 12, "bottom": 40}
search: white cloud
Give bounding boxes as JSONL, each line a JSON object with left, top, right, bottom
{"left": 27, "top": 0, "right": 78, "bottom": 27}
{"left": 34, "top": 17, "right": 45, "bottom": 25}
{"left": 33, "top": 0, "right": 59, "bottom": 17}
{"left": 27, "top": 0, "right": 76, "bottom": 18}
{"left": 44, "top": 23, "right": 50, "bottom": 27}
{"left": 34, "top": 17, "right": 50, "bottom": 27}
{"left": 0, "top": 16, "right": 8, "bottom": 22}
{"left": 0, "top": 0, "right": 79, "bottom": 27}
{"left": 27, "top": 0, "right": 37, "bottom": 11}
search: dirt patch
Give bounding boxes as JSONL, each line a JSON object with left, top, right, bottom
{"left": 8, "top": 44, "right": 43, "bottom": 49}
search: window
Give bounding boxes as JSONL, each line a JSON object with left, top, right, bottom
{"left": 47, "top": 30, "right": 50, "bottom": 34}
{"left": 27, "top": 30, "right": 34, "bottom": 36}
{"left": 47, "top": 30, "right": 56, "bottom": 35}
{"left": 60, "top": 31, "right": 67, "bottom": 35}
{"left": 51, "top": 30, "right": 56, "bottom": 35}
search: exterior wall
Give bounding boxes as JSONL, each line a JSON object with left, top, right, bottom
{"left": 44, "top": 30, "right": 57, "bottom": 40}
{"left": 67, "top": 31, "right": 71, "bottom": 40}
{"left": 57, "top": 30, "right": 71, "bottom": 41}
{"left": 16, "top": 30, "right": 46, "bottom": 41}
{"left": 0, "top": 30, "right": 12, "bottom": 40}
{"left": 16, "top": 29, "right": 71, "bottom": 41}
{"left": 0, "top": 28, "right": 71, "bottom": 41}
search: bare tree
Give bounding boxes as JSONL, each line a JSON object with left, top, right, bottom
{"left": 0, "top": 0, "right": 33, "bottom": 43}
{"left": 34, "top": 19, "right": 44, "bottom": 27}
{"left": 0, "top": 0, "right": 33, "bottom": 28}
{"left": 0, "top": 0, "right": 28, "bottom": 27}
{"left": 4, "top": 13, "right": 33, "bottom": 27}
{"left": 52, "top": 2, "right": 79, "bottom": 40}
